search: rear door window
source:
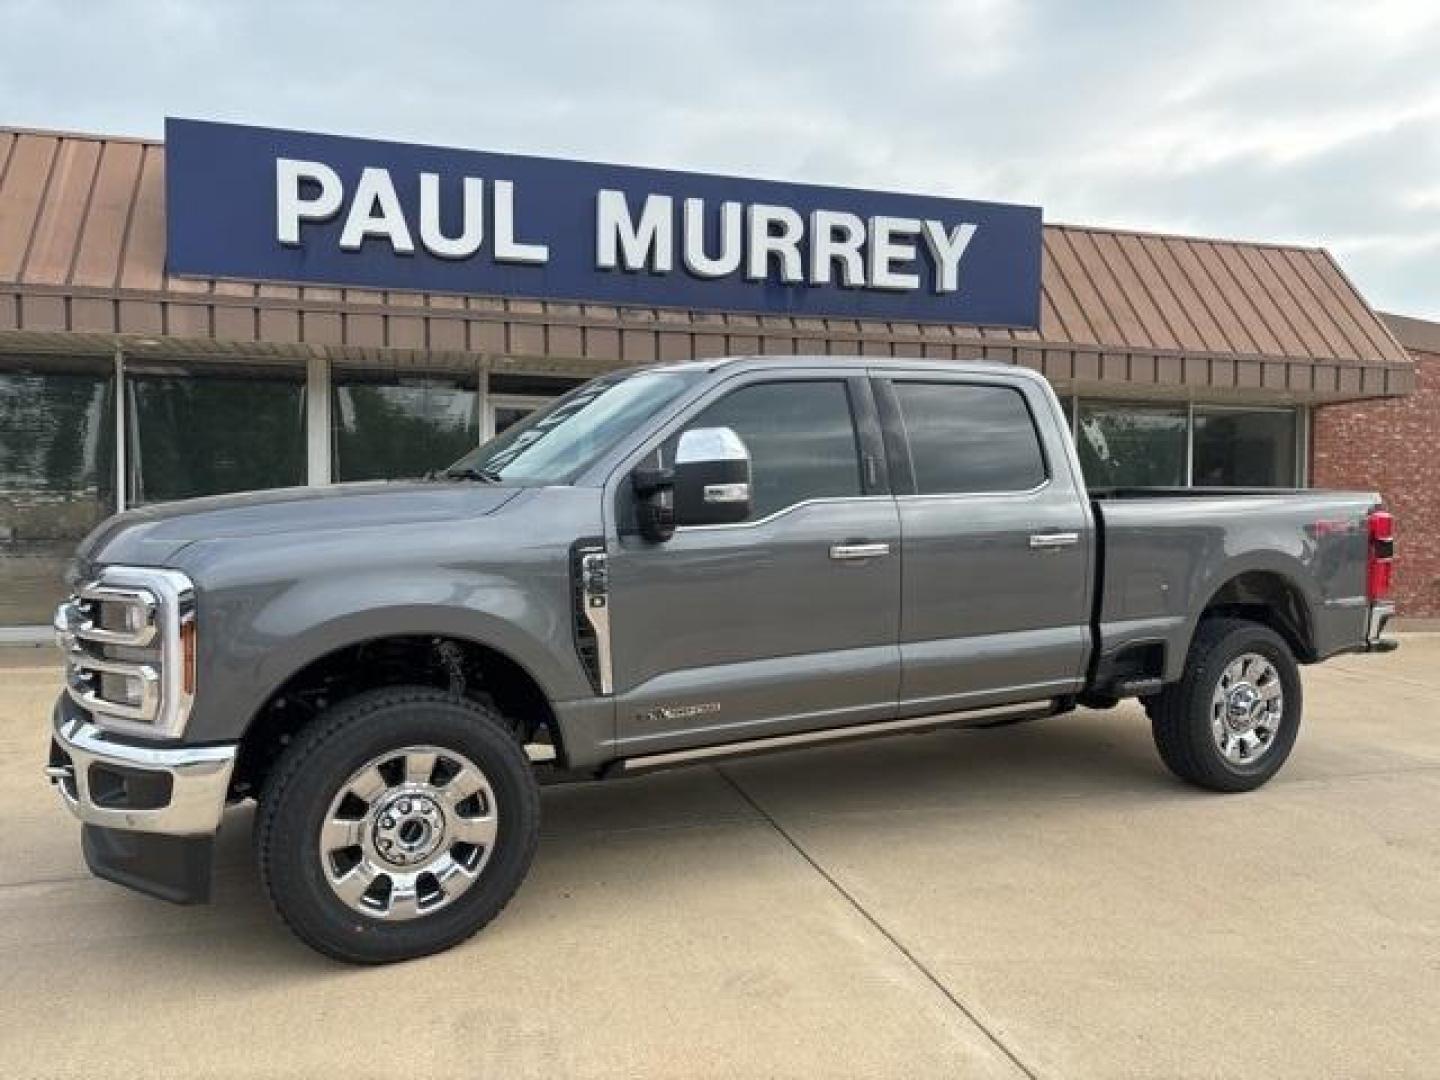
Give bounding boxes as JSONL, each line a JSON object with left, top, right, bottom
{"left": 892, "top": 381, "right": 1047, "bottom": 494}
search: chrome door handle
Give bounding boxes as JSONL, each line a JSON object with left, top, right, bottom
{"left": 829, "top": 542, "right": 891, "bottom": 561}
{"left": 1029, "top": 531, "right": 1079, "bottom": 549}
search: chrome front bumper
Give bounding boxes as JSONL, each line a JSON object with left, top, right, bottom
{"left": 47, "top": 707, "right": 238, "bottom": 837}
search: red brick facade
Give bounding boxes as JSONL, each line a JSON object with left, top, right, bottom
{"left": 1312, "top": 342, "right": 1440, "bottom": 619}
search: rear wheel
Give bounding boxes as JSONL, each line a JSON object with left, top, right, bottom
{"left": 1149, "top": 618, "right": 1302, "bottom": 792}
{"left": 255, "top": 686, "right": 540, "bottom": 963}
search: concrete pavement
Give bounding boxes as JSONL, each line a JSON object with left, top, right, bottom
{"left": 2, "top": 638, "right": 1437, "bottom": 1078}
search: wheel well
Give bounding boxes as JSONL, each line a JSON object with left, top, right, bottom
{"left": 233, "top": 635, "right": 561, "bottom": 799}
{"left": 1201, "top": 571, "right": 1316, "bottom": 663}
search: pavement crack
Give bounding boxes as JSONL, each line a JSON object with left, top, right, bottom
{"left": 714, "top": 765, "right": 1041, "bottom": 1080}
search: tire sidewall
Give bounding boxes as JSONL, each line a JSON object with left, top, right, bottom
{"left": 259, "top": 690, "right": 539, "bottom": 963}
{"left": 1187, "top": 624, "right": 1302, "bottom": 784}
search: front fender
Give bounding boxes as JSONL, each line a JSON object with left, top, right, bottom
{"left": 182, "top": 563, "right": 589, "bottom": 744}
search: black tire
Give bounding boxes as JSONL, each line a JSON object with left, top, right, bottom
{"left": 255, "top": 686, "right": 540, "bottom": 964}
{"left": 1149, "top": 618, "right": 1302, "bottom": 792}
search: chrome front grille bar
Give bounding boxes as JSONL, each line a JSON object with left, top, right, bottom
{"left": 54, "top": 566, "right": 197, "bottom": 739}
{"left": 64, "top": 653, "right": 161, "bottom": 723}
{"left": 74, "top": 583, "right": 159, "bottom": 646}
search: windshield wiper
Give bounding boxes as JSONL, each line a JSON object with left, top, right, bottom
{"left": 441, "top": 466, "right": 502, "bottom": 483}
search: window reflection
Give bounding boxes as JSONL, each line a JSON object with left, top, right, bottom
{"left": 1193, "top": 410, "right": 1297, "bottom": 487}
{"left": 1077, "top": 403, "right": 1188, "bottom": 488}
{"left": 0, "top": 361, "right": 115, "bottom": 623}
{"left": 675, "top": 380, "right": 862, "bottom": 520}
{"left": 332, "top": 373, "right": 479, "bottom": 482}
{"left": 128, "top": 368, "right": 306, "bottom": 502}
{"left": 893, "top": 382, "right": 1046, "bottom": 494}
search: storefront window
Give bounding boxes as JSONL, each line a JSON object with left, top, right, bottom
{"left": 332, "top": 372, "right": 480, "bottom": 482}
{"left": 488, "top": 373, "right": 577, "bottom": 438}
{"left": 0, "top": 359, "right": 115, "bottom": 624}
{"left": 127, "top": 366, "right": 306, "bottom": 503}
{"left": 1076, "top": 403, "right": 1188, "bottom": 488}
{"left": 1193, "top": 409, "right": 1297, "bottom": 487}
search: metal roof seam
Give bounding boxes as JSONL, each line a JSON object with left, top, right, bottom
{"left": 1062, "top": 228, "right": 1151, "bottom": 349}
{"left": 1264, "top": 247, "right": 1357, "bottom": 359}
{"left": 1089, "top": 230, "right": 1182, "bottom": 350}
{"left": 1168, "top": 239, "right": 1248, "bottom": 354}
{"left": 1197, "top": 240, "right": 1286, "bottom": 356}
{"left": 1114, "top": 234, "right": 1206, "bottom": 350}
{"left": 12, "top": 135, "right": 60, "bottom": 285}
{"left": 61, "top": 140, "right": 105, "bottom": 287}
{"left": 1291, "top": 251, "right": 1382, "bottom": 360}
{"left": 1043, "top": 229, "right": 1108, "bottom": 343}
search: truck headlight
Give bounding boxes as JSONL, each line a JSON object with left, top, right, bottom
{"left": 56, "top": 567, "right": 197, "bottom": 739}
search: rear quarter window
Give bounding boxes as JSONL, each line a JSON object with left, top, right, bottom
{"left": 893, "top": 381, "right": 1047, "bottom": 494}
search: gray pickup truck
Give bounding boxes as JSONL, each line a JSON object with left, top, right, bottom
{"left": 47, "top": 357, "right": 1397, "bottom": 962}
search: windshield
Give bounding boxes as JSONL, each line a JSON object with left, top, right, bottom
{"left": 447, "top": 370, "right": 701, "bottom": 484}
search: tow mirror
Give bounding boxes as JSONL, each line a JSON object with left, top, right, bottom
{"left": 631, "top": 426, "right": 752, "bottom": 543}
{"left": 673, "top": 427, "right": 751, "bottom": 527}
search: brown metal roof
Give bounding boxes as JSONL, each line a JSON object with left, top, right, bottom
{"left": 0, "top": 127, "right": 1413, "bottom": 400}
{"left": 1381, "top": 312, "right": 1440, "bottom": 357}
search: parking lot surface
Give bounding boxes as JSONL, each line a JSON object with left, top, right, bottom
{"left": 2, "top": 637, "right": 1437, "bottom": 1079}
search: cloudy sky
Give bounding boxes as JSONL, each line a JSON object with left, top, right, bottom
{"left": 3, "top": 0, "right": 1436, "bottom": 317}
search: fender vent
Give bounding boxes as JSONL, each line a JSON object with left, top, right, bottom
{"left": 569, "top": 539, "right": 611, "bottom": 694}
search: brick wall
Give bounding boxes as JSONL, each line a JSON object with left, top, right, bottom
{"left": 1312, "top": 347, "right": 1440, "bottom": 619}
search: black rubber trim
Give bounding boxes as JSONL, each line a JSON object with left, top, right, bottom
{"left": 81, "top": 825, "right": 214, "bottom": 905}
{"left": 868, "top": 377, "right": 916, "bottom": 495}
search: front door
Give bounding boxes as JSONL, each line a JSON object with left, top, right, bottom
{"left": 607, "top": 374, "right": 901, "bottom": 758}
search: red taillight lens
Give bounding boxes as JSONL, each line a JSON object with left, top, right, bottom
{"left": 1367, "top": 509, "right": 1395, "bottom": 602}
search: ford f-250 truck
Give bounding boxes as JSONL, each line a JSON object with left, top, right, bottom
{"left": 46, "top": 357, "right": 1397, "bottom": 963}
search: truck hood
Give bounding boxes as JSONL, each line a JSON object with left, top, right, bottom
{"left": 78, "top": 481, "right": 522, "bottom": 568}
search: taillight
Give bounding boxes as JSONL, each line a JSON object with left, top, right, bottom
{"left": 1367, "top": 509, "right": 1395, "bottom": 602}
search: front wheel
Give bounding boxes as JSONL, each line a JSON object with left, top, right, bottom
{"left": 255, "top": 687, "right": 540, "bottom": 963}
{"left": 1149, "top": 618, "right": 1302, "bottom": 792}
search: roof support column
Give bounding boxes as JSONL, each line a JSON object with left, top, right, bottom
{"left": 113, "top": 345, "right": 127, "bottom": 513}
{"left": 306, "top": 353, "right": 331, "bottom": 485}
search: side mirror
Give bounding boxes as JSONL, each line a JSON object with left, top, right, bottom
{"left": 632, "top": 465, "right": 676, "bottom": 544}
{"left": 631, "top": 426, "right": 752, "bottom": 544}
{"left": 673, "top": 427, "right": 752, "bottom": 527}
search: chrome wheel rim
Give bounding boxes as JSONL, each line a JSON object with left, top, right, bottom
{"left": 1210, "top": 653, "right": 1285, "bottom": 765}
{"left": 320, "top": 745, "right": 498, "bottom": 920}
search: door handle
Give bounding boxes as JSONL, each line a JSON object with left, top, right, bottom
{"left": 829, "top": 542, "right": 891, "bottom": 561}
{"left": 1029, "top": 531, "right": 1079, "bottom": 549}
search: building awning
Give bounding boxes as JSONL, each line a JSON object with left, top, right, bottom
{"left": 0, "top": 126, "right": 1414, "bottom": 400}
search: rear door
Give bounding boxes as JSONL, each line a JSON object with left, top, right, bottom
{"left": 876, "top": 373, "right": 1093, "bottom": 715}
{"left": 606, "top": 372, "right": 901, "bottom": 757}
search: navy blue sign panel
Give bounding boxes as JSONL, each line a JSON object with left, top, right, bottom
{"left": 166, "top": 118, "right": 1043, "bottom": 328}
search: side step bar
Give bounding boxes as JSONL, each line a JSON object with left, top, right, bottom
{"left": 608, "top": 699, "right": 1060, "bottom": 777}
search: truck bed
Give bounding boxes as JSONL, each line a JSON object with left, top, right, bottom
{"left": 1089, "top": 488, "right": 1382, "bottom": 685}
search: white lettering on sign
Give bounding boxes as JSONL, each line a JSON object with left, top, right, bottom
{"left": 868, "top": 216, "right": 920, "bottom": 291}
{"left": 418, "top": 174, "right": 483, "bottom": 259}
{"left": 745, "top": 204, "right": 805, "bottom": 284}
{"left": 340, "top": 167, "right": 415, "bottom": 254}
{"left": 922, "top": 219, "right": 977, "bottom": 293}
{"left": 276, "top": 159, "right": 344, "bottom": 245}
{"left": 492, "top": 180, "right": 549, "bottom": 265}
{"left": 683, "top": 197, "right": 742, "bottom": 278}
{"left": 809, "top": 209, "right": 865, "bottom": 287}
{"left": 274, "top": 159, "right": 980, "bottom": 293}
{"left": 596, "top": 190, "right": 673, "bottom": 273}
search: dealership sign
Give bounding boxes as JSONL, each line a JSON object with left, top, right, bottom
{"left": 166, "top": 118, "right": 1043, "bottom": 327}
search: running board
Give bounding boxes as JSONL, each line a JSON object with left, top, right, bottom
{"left": 608, "top": 700, "right": 1059, "bottom": 777}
